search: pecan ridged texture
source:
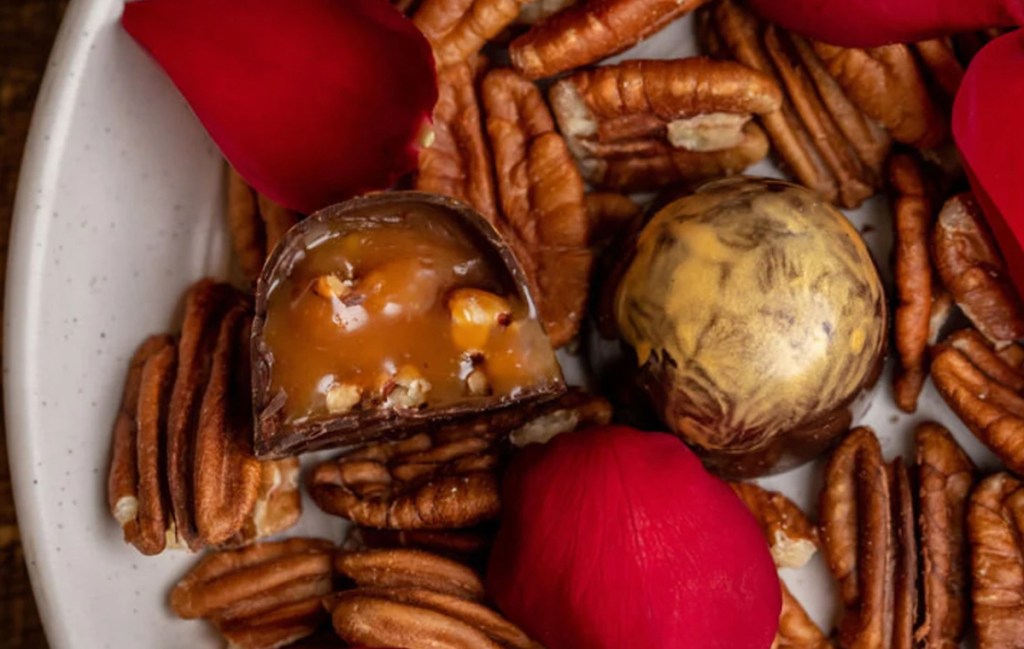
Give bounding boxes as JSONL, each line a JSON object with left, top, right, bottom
{"left": 414, "top": 0, "right": 532, "bottom": 67}
{"left": 327, "top": 549, "right": 541, "bottom": 649}
{"left": 549, "top": 58, "right": 778, "bottom": 192}
{"left": 308, "top": 389, "right": 610, "bottom": 529}
{"left": 416, "top": 59, "right": 498, "bottom": 222}
{"left": 509, "top": 0, "right": 711, "bottom": 80}
{"left": 933, "top": 193, "right": 1024, "bottom": 348}
{"left": 482, "top": 68, "right": 591, "bottom": 347}
{"left": 704, "top": 0, "right": 891, "bottom": 208}
{"left": 931, "top": 329, "right": 1024, "bottom": 474}
{"left": 774, "top": 583, "right": 833, "bottom": 649}
{"left": 107, "top": 280, "right": 301, "bottom": 554}
{"left": 171, "top": 538, "right": 335, "bottom": 649}
{"left": 820, "top": 427, "right": 894, "bottom": 649}
{"left": 914, "top": 422, "right": 975, "bottom": 649}
{"left": 967, "top": 473, "right": 1024, "bottom": 649}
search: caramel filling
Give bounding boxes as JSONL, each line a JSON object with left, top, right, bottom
{"left": 263, "top": 214, "right": 560, "bottom": 425}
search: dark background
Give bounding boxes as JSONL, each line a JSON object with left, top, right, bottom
{"left": 2, "top": 1, "right": 69, "bottom": 647}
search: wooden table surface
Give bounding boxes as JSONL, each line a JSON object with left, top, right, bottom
{"left": 2, "top": 1, "right": 68, "bottom": 647}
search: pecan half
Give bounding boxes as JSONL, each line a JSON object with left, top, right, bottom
{"left": 811, "top": 41, "right": 947, "bottom": 148}
{"left": 227, "top": 166, "right": 300, "bottom": 282}
{"left": 820, "top": 427, "right": 894, "bottom": 649}
{"left": 889, "top": 153, "right": 938, "bottom": 413}
{"left": 482, "top": 68, "right": 591, "bottom": 347}
{"left": 307, "top": 426, "right": 500, "bottom": 530}
{"left": 414, "top": 0, "right": 531, "bottom": 66}
{"left": 730, "top": 482, "right": 818, "bottom": 569}
{"left": 416, "top": 60, "right": 498, "bottom": 222}
{"left": 509, "top": 0, "right": 711, "bottom": 80}
{"left": 774, "top": 583, "right": 833, "bottom": 649}
{"left": 108, "top": 280, "right": 300, "bottom": 554}
{"left": 764, "top": 27, "right": 875, "bottom": 208}
{"left": 308, "top": 389, "right": 609, "bottom": 528}
{"left": 549, "top": 58, "right": 778, "bottom": 193}
{"left": 933, "top": 193, "right": 1024, "bottom": 347}
{"left": 931, "top": 329, "right": 1024, "bottom": 474}
{"left": 706, "top": 0, "right": 836, "bottom": 203}
{"left": 348, "top": 526, "right": 495, "bottom": 564}
{"left": 914, "top": 422, "right": 975, "bottom": 649}
{"left": 108, "top": 335, "right": 177, "bottom": 555}
{"left": 335, "top": 548, "right": 485, "bottom": 600}
{"left": 171, "top": 538, "right": 335, "bottom": 649}
{"left": 968, "top": 473, "right": 1024, "bottom": 649}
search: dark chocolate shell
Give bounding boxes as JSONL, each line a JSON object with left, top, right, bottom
{"left": 251, "top": 192, "right": 566, "bottom": 458}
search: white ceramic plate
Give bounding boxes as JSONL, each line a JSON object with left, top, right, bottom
{"left": 6, "top": 1, "right": 1001, "bottom": 647}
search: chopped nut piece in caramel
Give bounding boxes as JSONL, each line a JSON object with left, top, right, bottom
{"left": 934, "top": 193, "right": 1024, "bottom": 347}
{"left": 313, "top": 275, "right": 353, "bottom": 302}
{"left": 326, "top": 383, "right": 362, "bottom": 415}
{"left": 967, "top": 473, "right": 1024, "bottom": 649}
{"left": 384, "top": 366, "right": 432, "bottom": 410}
{"left": 448, "top": 288, "right": 513, "bottom": 352}
{"left": 465, "top": 369, "right": 490, "bottom": 396}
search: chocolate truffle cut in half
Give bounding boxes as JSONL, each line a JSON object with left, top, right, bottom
{"left": 252, "top": 192, "right": 565, "bottom": 457}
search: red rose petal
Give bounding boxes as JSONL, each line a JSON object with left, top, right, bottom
{"left": 745, "top": 0, "right": 1024, "bottom": 48}
{"left": 954, "top": 30, "right": 1024, "bottom": 295}
{"left": 122, "top": 0, "right": 437, "bottom": 214}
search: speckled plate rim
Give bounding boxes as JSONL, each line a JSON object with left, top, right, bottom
{"left": 5, "top": 0, "right": 112, "bottom": 646}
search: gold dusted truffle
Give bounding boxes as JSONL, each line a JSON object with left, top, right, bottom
{"left": 615, "top": 177, "right": 886, "bottom": 477}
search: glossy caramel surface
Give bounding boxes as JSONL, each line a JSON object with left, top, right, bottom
{"left": 262, "top": 211, "right": 561, "bottom": 425}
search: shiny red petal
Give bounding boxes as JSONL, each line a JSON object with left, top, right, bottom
{"left": 489, "top": 426, "right": 781, "bottom": 649}
{"left": 954, "top": 30, "right": 1024, "bottom": 294}
{"left": 745, "top": 0, "right": 1024, "bottom": 48}
{"left": 122, "top": 0, "right": 437, "bottom": 213}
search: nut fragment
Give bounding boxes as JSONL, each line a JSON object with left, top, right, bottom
{"left": 915, "top": 422, "right": 974, "bottom": 649}
{"left": 507, "top": 388, "right": 612, "bottom": 447}
{"left": 414, "top": 0, "right": 531, "bottom": 66}
{"left": 549, "top": 58, "right": 779, "bottom": 193}
{"left": 811, "top": 41, "right": 947, "bottom": 148}
{"left": 335, "top": 548, "right": 485, "bottom": 600}
{"left": 774, "top": 583, "right": 833, "bottom": 649}
{"left": 325, "top": 383, "right": 362, "bottom": 415}
{"left": 170, "top": 538, "right": 335, "bottom": 649}
{"left": 820, "top": 427, "right": 893, "bottom": 649}
{"left": 108, "top": 335, "right": 177, "bottom": 556}
{"left": 913, "top": 38, "right": 965, "bottom": 99}
{"left": 509, "top": 0, "right": 711, "bottom": 80}
{"left": 415, "top": 60, "right": 498, "bottom": 221}
{"left": 383, "top": 366, "right": 433, "bottom": 410}
{"left": 933, "top": 193, "right": 1024, "bottom": 347}
{"left": 227, "top": 166, "right": 300, "bottom": 282}
{"left": 482, "top": 68, "right": 591, "bottom": 347}
{"left": 931, "top": 329, "right": 1024, "bottom": 474}
{"left": 729, "top": 482, "right": 818, "bottom": 569}
{"left": 968, "top": 473, "right": 1024, "bottom": 649}
{"left": 448, "top": 288, "right": 513, "bottom": 353}
{"left": 888, "top": 153, "right": 938, "bottom": 413}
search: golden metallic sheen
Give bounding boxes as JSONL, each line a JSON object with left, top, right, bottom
{"left": 616, "top": 178, "right": 885, "bottom": 474}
